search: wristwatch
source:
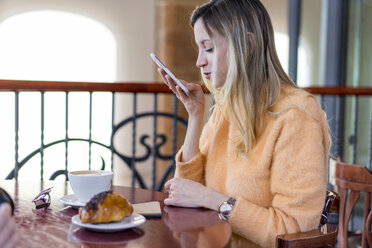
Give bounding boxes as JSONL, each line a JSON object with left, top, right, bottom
{"left": 218, "top": 197, "right": 236, "bottom": 221}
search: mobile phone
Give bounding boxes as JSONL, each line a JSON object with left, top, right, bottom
{"left": 150, "top": 53, "right": 190, "bottom": 96}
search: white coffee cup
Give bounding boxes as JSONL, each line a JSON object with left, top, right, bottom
{"left": 68, "top": 170, "right": 113, "bottom": 203}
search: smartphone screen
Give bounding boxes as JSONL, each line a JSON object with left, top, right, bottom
{"left": 150, "top": 53, "right": 190, "bottom": 96}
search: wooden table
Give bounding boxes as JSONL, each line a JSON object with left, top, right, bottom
{"left": 1, "top": 180, "right": 231, "bottom": 248}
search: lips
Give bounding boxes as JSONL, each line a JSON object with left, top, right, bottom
{"left": 203, "top": 72, "right": 211, "bottom": 79}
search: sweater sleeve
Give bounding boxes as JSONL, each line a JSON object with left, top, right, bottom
{"left": 228, "top": 108, "right": 328, "bottom": 247}
{"left": 174, "top": 109, "right": 220, "bottom": 184}
{"left": 174, "top": 148, "right": 205, "bottom": 184}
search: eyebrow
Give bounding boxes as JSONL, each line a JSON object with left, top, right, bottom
{"left": 200, "top": 39, "right": 211, "bottom": 45}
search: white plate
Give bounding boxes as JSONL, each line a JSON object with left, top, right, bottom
{"left": 59, "top": 194, "right": 86, "bottom": 208}
{"left": 71, "top": 214, "right": 146, "bottom": 232}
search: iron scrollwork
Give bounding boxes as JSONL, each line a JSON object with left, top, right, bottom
{"left": 6, "top": 111, "right": 187, "bottom": 192}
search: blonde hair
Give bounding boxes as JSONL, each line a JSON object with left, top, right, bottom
{"left": 191, "top": 0, "right": 296, "bottom": 153}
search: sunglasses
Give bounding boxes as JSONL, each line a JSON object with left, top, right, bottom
{"left": 32, "top": 187, "right": 53, "bottom": 209}
{"left": 0, "top": 188, "right": 15, "bottom": 215}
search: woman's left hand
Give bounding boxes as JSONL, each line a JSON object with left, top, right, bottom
{"left": 164, "top": 177, "right": 229, "bottom": 210}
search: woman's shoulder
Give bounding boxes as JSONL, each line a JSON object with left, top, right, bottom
{"left": 270, "top": 84, "right": 325, "bottom": 123}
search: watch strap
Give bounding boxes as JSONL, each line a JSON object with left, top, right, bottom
{"left": 227, "top": 197, "right": 236, "bottom": 206}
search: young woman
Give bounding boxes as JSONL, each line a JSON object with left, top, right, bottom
{"left": 159, "top": 0, "right": 329, "bottom": 247}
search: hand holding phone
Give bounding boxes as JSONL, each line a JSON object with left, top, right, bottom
{"left": 150, "top": 53, "right": 190, "bottom": 96}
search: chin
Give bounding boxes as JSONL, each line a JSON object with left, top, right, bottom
{"left": 213, "top": 81, "right": 224, "bottom": 89}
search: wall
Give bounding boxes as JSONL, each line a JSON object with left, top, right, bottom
{"left": 0, "top": 0, "right": 156, "bottom": 82}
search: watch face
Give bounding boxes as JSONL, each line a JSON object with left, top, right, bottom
{"left": 220, "top": 202, "right": 233, "bottom": 214}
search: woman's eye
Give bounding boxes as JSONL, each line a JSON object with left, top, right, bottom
{"left": 205, "top": 47, "right": 213, "bottom": 52}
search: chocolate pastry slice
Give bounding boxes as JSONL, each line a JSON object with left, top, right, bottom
{"left": 79, "top": 191, "right": 133, "bottom": 224}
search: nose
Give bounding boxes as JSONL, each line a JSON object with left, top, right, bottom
{"left": 195, "top": 52, "right": 207, "bottom": 68}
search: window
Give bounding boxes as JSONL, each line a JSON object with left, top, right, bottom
{"left": 0, "top": 11, "right": 116, "bottom": 180}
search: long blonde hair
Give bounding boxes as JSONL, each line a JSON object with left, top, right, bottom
{"left": 191, "top": 0, "right": 296, "bottom": 153}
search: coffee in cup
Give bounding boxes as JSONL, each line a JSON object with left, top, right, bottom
{"left": 68, "top": 170, "right": 113, "bottom": 202}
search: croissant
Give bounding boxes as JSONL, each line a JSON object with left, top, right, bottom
{"left": 79, "top": 191, "right": 133, "bottom": 224}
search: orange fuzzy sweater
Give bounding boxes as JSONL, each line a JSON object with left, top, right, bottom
{"left": 175, "top": 86, "right": 329, "bottom": 247}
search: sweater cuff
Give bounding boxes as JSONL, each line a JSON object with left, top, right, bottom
{"left": 174, "top": 147, "right": 204, "bottom": 180}
{"left": 228, "top": 198, "right": 266, "bottom": 239}
{"left": 228, "top": 197, "right": 279, "bottom": 247}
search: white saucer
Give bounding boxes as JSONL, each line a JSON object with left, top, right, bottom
{"left": 71, "top": 214, "right": 146, "bottom": 232}
{"left": 59, "top": 194, "right": 86, "bottom": 208}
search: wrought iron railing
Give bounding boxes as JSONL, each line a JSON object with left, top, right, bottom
{"left": 1, "top": 80, "right": 372, "bottom": 192}
{"left": 306, "top": 86, "right": 372, "bottom": 169}
{"left": 0, "top": 79, "right": 187, "bottom": 191}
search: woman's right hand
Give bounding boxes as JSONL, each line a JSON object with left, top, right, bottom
{"left": 158, "top": 68, "right": 205, "bottom": 118}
